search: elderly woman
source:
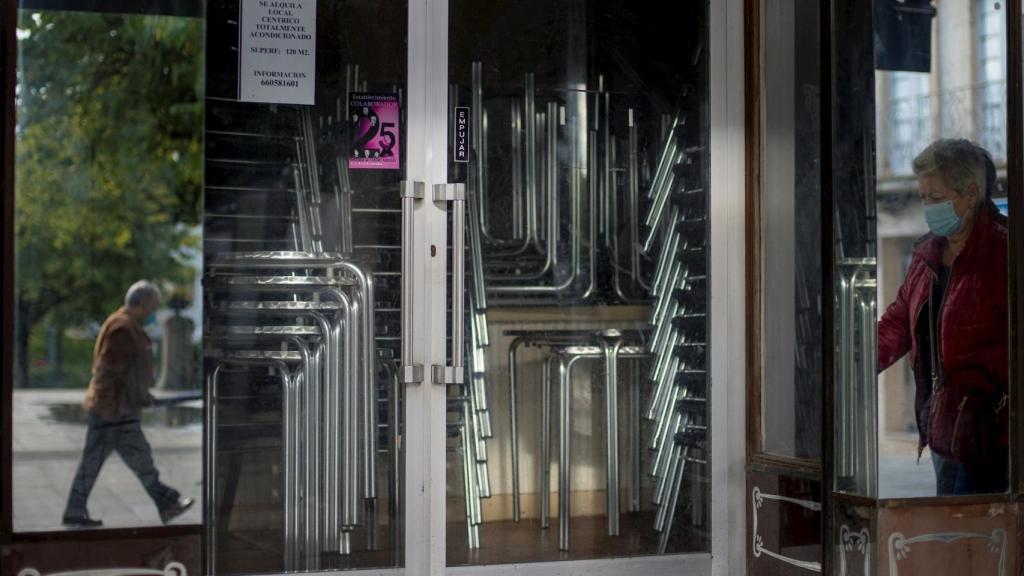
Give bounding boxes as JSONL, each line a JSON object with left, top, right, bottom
{"left": 877, "top": 139, "right": 1008, "bottom": 496}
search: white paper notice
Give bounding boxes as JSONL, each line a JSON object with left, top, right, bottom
{"left": 238, "top": 0, "right": 316, "bottom": 105}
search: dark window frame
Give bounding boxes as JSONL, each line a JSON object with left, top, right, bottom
{"left": 745, "top": 0, "right": 823, "bottom": 475}
{"left": 0, "top": 0, "right": 203, "bottom": 544}
{"left": 1007, "top": 0, "right": 1023, "bottom": 497}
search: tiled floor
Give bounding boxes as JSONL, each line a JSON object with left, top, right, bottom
{"left": 11, "top": 391, "right": 937, "bottom": 532}
{"left": 12, "top": 389, "right": 202, "bottom": 532}
{"left": 212, "top": 512, "right": 703, "bottom": 573}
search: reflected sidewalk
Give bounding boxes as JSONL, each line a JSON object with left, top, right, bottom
{"left": 879, "top": 431, "right": 937, "bottom": 499}
{"left": 12, "top": 389, "right": 202, "bottom": 532}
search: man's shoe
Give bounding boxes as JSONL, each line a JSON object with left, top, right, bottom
{"left": 62, "top": 514, "right": 103, "bottom": 528}
{"left": 159, "top": 497, "right": 195, "bottom": 524}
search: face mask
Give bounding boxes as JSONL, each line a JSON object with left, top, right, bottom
{"left": 144, "top": 312, "right": 157, "bottom": 326}
{"left": 923, "top": 200, "right": 962, "bottom": 237}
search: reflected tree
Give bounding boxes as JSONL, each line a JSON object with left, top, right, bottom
{"left": 14, "top": 10, "right": 203, "bottom": 387}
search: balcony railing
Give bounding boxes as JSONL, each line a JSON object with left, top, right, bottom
{"left": 884, "top": 81, "right": 1007, "bottom": 177}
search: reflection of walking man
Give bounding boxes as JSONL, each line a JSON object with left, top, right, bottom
{"left": 62, "top": 281, "right": 193, "bottom": 527}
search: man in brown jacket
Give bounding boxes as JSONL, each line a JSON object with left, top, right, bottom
{"left": 62, "top": 281, "right": 193, "bottom": 527}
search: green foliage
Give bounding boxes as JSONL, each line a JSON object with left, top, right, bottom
{"left": 14, "top": 10, "right": 203, "bottom": 385}
{"left": 26, "top": 328, "right": 93, "bottom": 388}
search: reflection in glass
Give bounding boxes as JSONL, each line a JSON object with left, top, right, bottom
{"left": 446, "top": 0, "right": 710, "bottom": 566}
{"left": 12, "top": 8, "right": 204, "bottom": 532}
{"left": 832, "top": 0, "right": 879, "bottom": 498}
{"left": 874, "top": 0, "right": 1009, "bottom": 499}
{"left": 760, "top": 0, "right": 822, "bottom": 461}
{"left": 203, "top": 0, "right": 407, "bottom": 572}
{"left": 978, "top": 0, "right": 1007, "bottom": 158}
{"left": 835, "top": 260, "right": 877, "bottom": 495}
{"left": 877, "top": 140, "right": 1009, "bottom": 497}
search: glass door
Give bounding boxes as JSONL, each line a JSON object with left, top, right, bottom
{"left": 203, "top": 0, "right": 408, "bottom": 572}
{"left": 4, "top": 0, "right": 729, "bottom": 574}
{"left": 443, "top": 0, "right": 712, "bottom": 567}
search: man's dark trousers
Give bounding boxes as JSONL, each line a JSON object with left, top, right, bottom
{"left": 64, "top": 412, "right": 180, "bottom": 518}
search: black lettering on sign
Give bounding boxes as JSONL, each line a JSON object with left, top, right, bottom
{"left": 454, "top": 106, "right": 470, "bottom": 163}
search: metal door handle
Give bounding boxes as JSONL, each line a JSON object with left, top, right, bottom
{"left": 433, "top": 183, "right": 466, "bottom": 384}
{"left": 400, "top": 180, "right": 424, "bottom": 384}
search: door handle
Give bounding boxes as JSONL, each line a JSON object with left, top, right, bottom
{"left": 400, "top": 180, "right": 424, "bottom": 384}
{"left": 433, "top": 182, "right": 466, "bottom": 385}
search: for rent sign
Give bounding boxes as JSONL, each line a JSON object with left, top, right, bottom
{"left": 239, "top": 0, "right": 317, "bottom": 105}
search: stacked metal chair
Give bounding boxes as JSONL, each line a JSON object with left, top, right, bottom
{"left": 459, "top": 63, "right": 711, "bottom": 552}
{"left": 464, "top": 65, "right": 598, "bottom": 305}
{"left": 835, "top": 259, "right": 877, "bottom": 493}
{"left": 641, "top": 97, "right": 710, "bottom": 553}
{"left": 207, "top": 71, "right": 498, "bottom": 566}
{"left": 454, "top": 109, "right": 498, "bottom": 548}
{"left": 204, "top": 70, "right": 397, "bottom": 570}
{"left": 464, "top": 65, "right": 670, "bottom": 307}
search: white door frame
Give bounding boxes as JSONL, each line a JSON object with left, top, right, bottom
{"left": 403, "top": 1, "right": 449, "bottom": 576}
{"left": 708, "top": 0, "right": 749, "bottom": 574}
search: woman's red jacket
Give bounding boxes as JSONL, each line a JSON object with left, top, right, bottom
{"left": 877, "top": 204, "right": 1008, "bottom": 449}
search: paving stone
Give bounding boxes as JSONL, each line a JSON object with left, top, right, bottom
{"left": 12, "top": 390, "right": 202, "bottom": 532}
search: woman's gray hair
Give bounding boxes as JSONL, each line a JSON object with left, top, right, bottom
{"left": 912, "top": 138, "right": 987, "bottom": 204}
{"left": 125, "top": 280, "right": 162, "bottom": 308}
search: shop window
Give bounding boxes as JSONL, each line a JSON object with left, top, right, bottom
{"left": 445, "top": 0, "right": 711, "bottom": 564}
{"left": 11, "top": 7, "right": 203, "bottom": 532}
{"left": 854, "top": 0, "right": 1012, "bottom": 500}
{"left": 201, "top": 0, "right": 407, "bottom": 571}
{"left": 756, "top": 0, "right": 822, "bottom": 462}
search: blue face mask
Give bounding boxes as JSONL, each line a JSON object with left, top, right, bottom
{"left": 923, "top": 200, "right": 963, "bottom": 237}
{"left": 143, "top": 312, "right": 157, "bottom": 326}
